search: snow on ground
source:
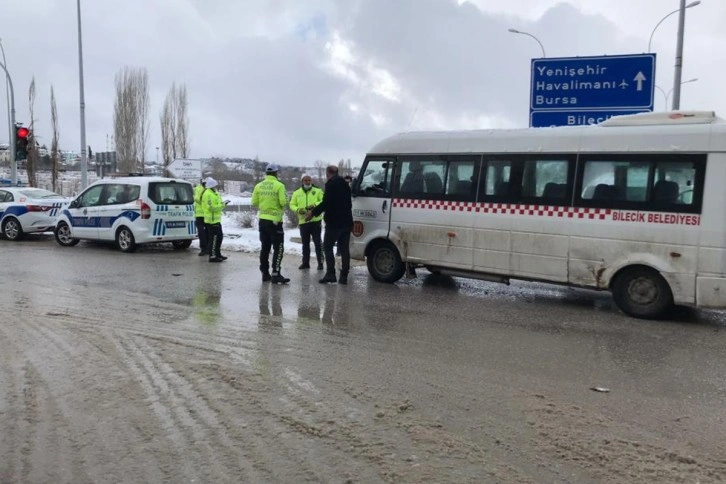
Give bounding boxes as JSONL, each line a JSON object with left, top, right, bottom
{"left": 200, "top": 210, "right": 304, "bottom": 256}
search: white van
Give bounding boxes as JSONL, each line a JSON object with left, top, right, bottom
{"left": 54, "top": 176, "right": 196, "bottom": 252}
{"left": 351, "top": 111, "right": 726, "bottom": 319}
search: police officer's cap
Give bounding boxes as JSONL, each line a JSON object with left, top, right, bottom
{"left": 266, "top": 163, "right": 280, "bottom": 174}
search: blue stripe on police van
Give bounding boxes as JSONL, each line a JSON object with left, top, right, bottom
{"left": 67, "top": 210, "right": 142, "bottom": 228}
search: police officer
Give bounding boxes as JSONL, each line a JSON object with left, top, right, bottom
{"left": 252, "top": 164, "right": 289, "bottom": 284}
{"left": 290, "top": 173, "right": 324, "bottom": 271}
{"left": 193, "top": 177, "right": 208, "bottom": 256}
{"left": 202, "top": 177, "right": 227, "bottom": 262}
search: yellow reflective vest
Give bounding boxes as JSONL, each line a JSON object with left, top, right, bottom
{"left": 252, "top": 175, "right": 287, "bottom": 222}
{"left": 289, "top": 185, "right": 323, "bottom": 224}
{"left": 202, "top": 188, "right": 224, "bottom": 224}
{"left": 193, "top": 184, "right": 206, "bottom": 217}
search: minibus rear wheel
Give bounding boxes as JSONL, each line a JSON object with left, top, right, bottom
{"left": 612, "top": 266, "right": 673, "bottom": 319}
{"left": 367, "top": 241, "right": 405, "bottom": 283}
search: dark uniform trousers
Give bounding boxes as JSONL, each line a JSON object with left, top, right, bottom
{"left": 323, "top": 226, "right": 351, "bottom": 276}
{"left": 299, "top": 220, "right": 323, "bottom": 266}
{"left": 196, "top": 217, "right": 208, "bottom": 253}
{"left": 259, "top": 219, "right": 284, "bottom": 275}
{"left": 206, "top": 223, "right": 223, "bottom": 259}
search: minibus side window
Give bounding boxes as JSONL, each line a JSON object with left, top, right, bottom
{"left": 444, "top": 156, "right": 478, "bottom": 201}
{"left": 576, "top": 154, "right": 705, "bottom": 213}
{"left": 580, "top": 160, "right": 649, "bottom": 203}
{"left": 397, "top": 158, "right": 446, "bottom": 198}
{"left": 520, "top": 158, "right": 570, "bottom": 204}
{"left": 482, "top": 159, "right": 513, "bottom": 200}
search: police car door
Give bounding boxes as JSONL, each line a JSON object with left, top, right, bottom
{"left": 350, "top": 158, "right": 394, "bottom": 259}
{"left": 0, "top": 189, "right": 11, "bottom": 220}
{"left": 66, "top": 184, "right": 105, "bottom": 239}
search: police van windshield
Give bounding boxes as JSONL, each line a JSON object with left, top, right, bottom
{"left": 148, "top": 182, "right": 194, "bottom": 205}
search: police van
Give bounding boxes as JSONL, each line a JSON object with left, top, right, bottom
{"left": 54, "top": 176, "right": 196, "bottom": 252}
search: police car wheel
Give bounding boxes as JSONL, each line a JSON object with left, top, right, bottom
{"left": 2, "top": 217, "right": 23, "bottom": 241}
{"left": 172, "top": 240, "right": 192, "bottom": 250}
{"left": 116, "top": 227, "right": 137, "bottom": 253}
{"left": 54, "top": 222, "right": 80, "bottom": 247}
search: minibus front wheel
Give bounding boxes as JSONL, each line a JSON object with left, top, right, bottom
{"left": 367, "top": 241, "right": 405, "bottom": 283}
{"left": 612, "top": 266, "right": 673, "bottom": 319}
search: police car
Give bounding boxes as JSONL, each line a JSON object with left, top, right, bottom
{"left": 53, "top": 176, "right": 197, "bottom": 252}
{"left": 0, "top": 187, "right": 67, "bottom": 241}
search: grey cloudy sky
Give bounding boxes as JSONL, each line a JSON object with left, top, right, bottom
{"left": 1, "top": 0, "right": 723, "bottom": 166}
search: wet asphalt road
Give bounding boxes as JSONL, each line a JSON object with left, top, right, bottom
{"left": 2, "top": 236, "right": 726, "bottom": 483}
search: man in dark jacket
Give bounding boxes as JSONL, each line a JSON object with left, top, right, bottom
{"left": 306, "top": 165, "right": 353, "bottom": 284}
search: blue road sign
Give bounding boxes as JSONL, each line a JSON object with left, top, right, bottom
{"left": 530, "top": 109, "right": 649, "bottom": 128}
{"left": 529, "top": 53, "right": 655, "bottom": 127}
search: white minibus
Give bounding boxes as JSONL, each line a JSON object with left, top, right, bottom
{"left": 350, "top": 111, "right": 726, "bottom": 319}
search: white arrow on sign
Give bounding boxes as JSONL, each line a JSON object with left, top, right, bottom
{"left": 167, "top": 158, "right": 202, "bottom": 180}
{"left": 633, "top": 71, "right": 646, "bottom": 91}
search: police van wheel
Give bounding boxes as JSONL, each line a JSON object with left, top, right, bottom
{"left": 612, "top": 266, "right": 673, "bottom": 319}
{"left": 172, "top": 240, "right": 192, "bottom": 250}
{"left": 116, "top": 227, "right": 137, "bottom": 253}
{"left": 2, "top": 217, "right": 23, "bottom": 241}
{"left": 367, "top": 241, "right": 405, "bottom": 283}
{"left": 54, "top": 222, "right": 80, "bottom": 247}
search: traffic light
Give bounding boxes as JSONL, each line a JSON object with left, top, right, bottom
{"left": 15, "top": 125, "right": 30, "bottom": 161}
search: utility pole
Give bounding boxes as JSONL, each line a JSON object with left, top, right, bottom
{"left": 0, "top": 40, "right": 11, "bottom": 158}
{"left": 0, "top": 60, "right": 16, "bottom": 184}
{"left": 671, "top": 0, "right": 686, "bottom": 110}
{"left": 77, "top": 0, "right": 88, "bottom": 188}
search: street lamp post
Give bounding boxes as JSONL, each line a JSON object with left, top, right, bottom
{"left": 507, "top": 28, "right": 546, "bottom": 58}
{"left": 655, "top": 78, "right": 698, "bottom": 111}
{"left": 0, "top": 39, "right": 11, "bottom": 156}
{"left": 648, "top": 1, "right": 700, "bottom": 52}
{"left": 0, "top": 60, "right": 16, "bottom": 184}
{"left": 77, "top": 0, "right": 88, "bottom": 188}
{"left": 647, "top": 0, "right": 700, "bottom": 111}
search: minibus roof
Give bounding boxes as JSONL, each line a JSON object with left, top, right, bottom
{"left": 368, "top": 111, "right": 726, "bottom": 155}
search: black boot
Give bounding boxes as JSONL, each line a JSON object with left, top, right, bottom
{"left": 298, "top": 262, "right": 310, "bottom": 270}
{"left": 319, "top": 273, "right": 337, "bottom": 284}
{"left": 271, "top": 273, "right": 290, "bottom": 284}
{"left": 317, "top": 262, "right": 324, "bottom": 271}
{"left": 262, "top": 272, "right": 271, "bottom": 282}
{"left": 338, "top": 273, "right": 348, "bottom": 285}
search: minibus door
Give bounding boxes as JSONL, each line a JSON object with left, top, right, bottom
{"left": 351, "top": 158, "right": 395, "bottom": 256}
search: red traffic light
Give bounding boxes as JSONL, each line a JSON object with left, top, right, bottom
{"left": 16, "top": 127, "right": 29, "bottom": 138}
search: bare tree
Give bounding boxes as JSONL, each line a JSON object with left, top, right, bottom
{"left": 26, "top": 77, "right": 38, "bottom": 187}
{"left": 175, "top": 84, "right": 189, "bottom": 158}
{"left": 113, "top": 66, "right": 149, "bottom": 173}
{"left": 314, "top": 160, "right": 326, "bottom": 182}
{"left": 337, "top": 158, "right": 352, "bottom": 176}
{"left": 50, "top": 86, "right": 60, "bottom": 191}
{"left": 159, "top": 82, "right": 190, "bottom": 167}
{"left": 137, "top": 71, "right": 150, "bottom": 172}
{"left": 160, "top": 99, "right": 173, "bottom": 166}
